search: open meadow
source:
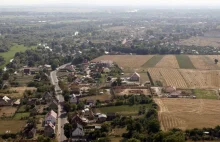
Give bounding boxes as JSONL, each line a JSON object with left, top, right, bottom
{"left": 155, "top": 98, "right": 220, "bottom": 131}
{"left": 0, "top": 44, "right": 36, "bottom": 68}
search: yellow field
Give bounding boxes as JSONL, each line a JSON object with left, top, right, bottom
{"left": 155, "top": 98, "right": 220, "bottom": 131}
{"left": 155, "top": 55, "right": 179, "bottom": 69}
{"left": 92, "top": 55, "right": 153, "bottom": 72}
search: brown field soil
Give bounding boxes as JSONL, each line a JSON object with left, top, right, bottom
{"left": 155, "top": 98, "right": 220, "bottom": 131}
{"left": 0, "top": 107, "right": 17, "bottom": 117}
{"left": 115, "top": 89, "right": 150, "bottom": 96}
{"left": 178, "top": 36, "right": 220, "bottom": 47}
{"left": 180, "top": 69, "right": 220, "bottom": 89}
{"left": 206, "top": 55, "right": 220, "bottom": 69}
{"left": 0, "top": 120, "right": 26, "bottom": 134}
{"left": 155, "top": 55, "right": 179, "bottom": 69}
{"left": 159, "top": 69, "right": 188, "bottom": 88}
{"left": 92, "top": 55, "right": 154, "bottom": 72}
{"left": 80, "top": 94, "right": 112, "bottom": 102}
{"left": 1, "top": 87, "right": 37, "bottom": 98}
{"left": 148, "top": 68, "right": 167, "bottom": 86}
{"left": 188, "top": 55, "right": 213, "bottom": 70}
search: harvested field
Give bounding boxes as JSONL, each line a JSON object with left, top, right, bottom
{"left": 160, "top": 69, "right": 188, "bottom": 88}
{"left": 155, "top": 55, "right": 179, "bottom": 69}
{"left": 176, "top": 55, "right": 195, "bottom": 69}
{"left": 141, "top": 55, "right": 164, "bottom": 68}
{"left": 92, "top": 55, "right": 153, "bottom": 72}
{"left": 0, "top": 120, "right": 26, "bottom": 134}
{"left": 155, "top": 98, "right": 220, "bottom": 131}
{"left": 206, "top": 55, "right": 220, "bottom": 69}
{"left": 148, "top": 68, "right": 166, "bottom": 86}
{"left": 189, "top": 55, "right": 212, "bottom": 70}
{"left": 178, "top": 36, "right": 220, "bottom": 47}
{"left": 0, "top": 107, "right": 17, "bottom": 117}
{"left": 180, "top": 69, "right": 220, "bottom": 89}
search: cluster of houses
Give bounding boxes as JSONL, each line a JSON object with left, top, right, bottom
{"left": 0, "top": 96, "right": 20, "bottom": 106}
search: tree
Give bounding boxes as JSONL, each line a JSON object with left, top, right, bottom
{"left": 101, "top": 122, "right": 111, "bottom": 132}
{"left": 2, "top": 72, "right": 9, "bottom": 80}
{"left": 127, "top": 138, "right": 141, "bottom": 142}
{"left": 147, "top": 119, "right": 160, "bottom": 133}
{"left": 215, "top": 59, "right": 219, "bottom": 64}
{"left": 63, "top": 102, "right": 71, "bottom": 112}
{"left": 37, "top": 135, "right": 51, "bottom": 142}
{"left": 64, "top": 123, "right": 72, "bottom": 138}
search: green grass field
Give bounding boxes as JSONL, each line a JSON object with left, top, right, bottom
{"left": 176, "top": 55, "right": 195, "bottom": 69}
{"left": 193, "top": 89, "right": 218, "bottom": 99}
{"left": 13, "top": 112, "right": 30, "bottom": 120}
{"left": 0, "top": 120, "right": 26, "bottom": 134}
{"left": 95, "top": 104, "right": 150, "bottom": 116}
{"left": 0, "top": 44, "right": 37, "bottom": 68}
{"left": 142, "top": 55, "right": 164, "bottom": 68}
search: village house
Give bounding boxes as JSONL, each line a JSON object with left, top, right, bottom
{"left": 164, "top": 86, "right": 176, "bottom": 93}
{"left": 71, "top": 114, "right": 88, "bottom": 126}
{"left": 86, "top": 100, "right": 96, "bottom": 107}
{"left": 28, "top": 128, "right": 36, "bottom": 138}
{"left": 64, "top": 65, "right": 75, "bottom": 72}
{"left": 71, "top": 123, "right": 86, "bottom": 142}
{"left": 107, "top": 113, "right": 117, "bottom": 121}
{"left": 70, "top": 94, "right": 78, "bottom": 104}
{"left": 151, "top": 87, "right": 162, "bottom": 96}
{"left": 82, "top": 108, "right": 94, "bottom": 120}
{"left": 23, "top": 67, "right": 39, "bottom": 75}
{"left": 45, "top": 110, "right": 57, "bottom": 125}
{"left": 43, "top": 92, "right": 53, "bottom": 102}
{"left": 48, "top": 100, "right": 58, "bottom": 110}
{"left": 27, "top": 98, "right": 38, "bottom": 106}
{"left": 168, "top": 90, "right": 182, "bottom": 98}
{"left": 129, "top": 72, "right": 140, "bottom": 82}
{"left": 44, "top": 122, "right": 55, "bottom": 138}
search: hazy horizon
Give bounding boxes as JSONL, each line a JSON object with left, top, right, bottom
{"left": 1, "top": 0, "right": 220, "bottom": 8}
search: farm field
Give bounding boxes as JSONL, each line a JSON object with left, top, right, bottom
{"left": 13, "top": 112, "right": 30, "bottom": 120}
{"left": 0, "top": 120, "right": 26, "bottom": 134}
{"left": 0, "top": 87, "right": 36, "bottom": 99}
{"left": 141, "top": 55, "right": 164, "bottom": 68}
{"left": 193, "top": 89, "right": 218, "bottom": 99}
{"left": 188, "top": 55, "right": 213, "bottom": 70}
{"left": 92, "top": 55, "right": 154, "bottom": 72}
{"left": 0, "top": 107, "right": 17, "bottom": 117}
{"left": 14, "top": 74, "right": 35, "bottom": 86}
{"left": 80, "top": 94, "right": 112, "bottom": 102}
{"left": 95, "top": 104, "right": 151, "bottom": 116}
{"left": 178, "top": 36, "right": 220, "bottom": 47}
{"left": 155, "top": 98, "right": 220, "bottom": 131}
{"left": 176, "top": 55, "right": 195, "bottom": 69}
{"left": 155, "top": 55, "right": 179, "bottom": 69}
{"left": 0, "top": 44, "right": 37, "bottom": 68}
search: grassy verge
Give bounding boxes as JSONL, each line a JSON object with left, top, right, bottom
{"left": 193, "top": 89, "right": 218, "bottom": 99}
{"left": 142, "top": 55, "right": 164, "bottom": 68}
{"left": 0, "top": 44, "right": 37, "bottom": 68}
{"left": 13, "top": 112, "right": 30, "bottom": 120}
{"left": 0, "top": 120, "right": 26, "bottom": 134}
{"left": 95, "top": 104, "right": 151, "bottom": 116}
{"left": 176, "top": 55, "right": 195, "bottom": 69}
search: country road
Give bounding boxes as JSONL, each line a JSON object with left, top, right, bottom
{"left": 50, "top": 63, "right": 70, "bottom": 142}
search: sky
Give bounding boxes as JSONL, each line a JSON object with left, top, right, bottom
{"left": 1, "top": 0, "right": 220, "bottom": 7}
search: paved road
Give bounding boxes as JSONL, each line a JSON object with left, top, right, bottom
{"left": 50, "top": 63, "right": 70, "bottom": 142}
